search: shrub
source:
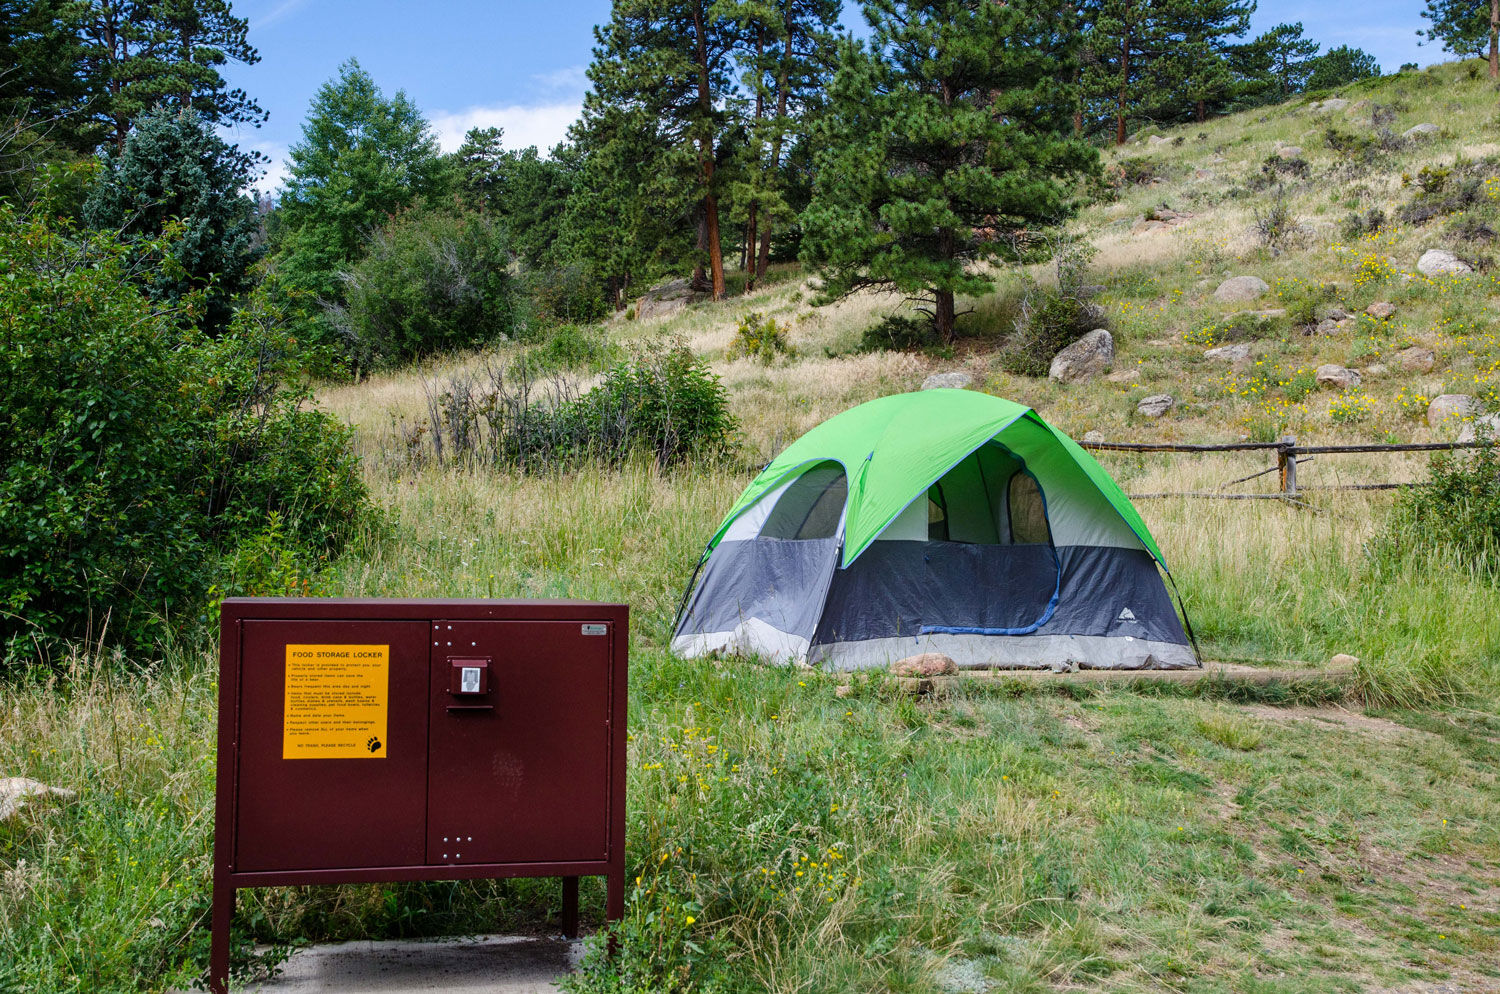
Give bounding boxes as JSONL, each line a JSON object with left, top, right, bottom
{"left": 409, "top": 342, "right": 736, "bottom": 470}
{"left": 1340, "top": 207, "right": 1387, "bottom": 239}
{"left": 335, "top": 208, "right": 519, "bottom": 372}
{"left": 998, "top": 286, "right": 1100, "bottom": 377}
{"left": 524, "top": 262, "right": 610, "bottom": 327}
{"left": 1374, "top": 435, "right": 1500, "bottom": 581}
{"left": 0, "top": 210, "right": 372, "bottom": 660}
{"left": 1254, "top": 189, "right": 1299, "bottom": 251}
{"left": 858, "top": 314, "right": 938, "bottom": 353}
{"left": 527, "top": 324, "right": 620, "bottom": 373}
{"left": 726, "top": 312, "right": 794, "bottom": 364}
{"left": 1324, "top": 126, "right": 1380, "bottom": 164}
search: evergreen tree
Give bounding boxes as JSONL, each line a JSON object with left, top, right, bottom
{"left": 1173, "top": 0, "right": 1255, "bottom": 122}
{"left": 0, "top": 0, "right": 97, "bottom": 155}
{"left": 75, "top": 0, "right": 267, "bottom": 151}
{"left": 1082, "top": 0, "right": 1192, "bottom": 144}
{"left": 1246, "top": 22, "right": 1320, "bottom": 101}
{"left": 724, "top": 0, "right": 840, "bottom": 290}
{"left": 802, "top": 0, "right": 1096, "bottom": 342}
{"left": 1305, "top": 45, "right": 1381, "bottom": 90}
{"left": 582, "top": 0, "right": 745, "bottom": 300}
{"left": 269, "top": 60, "right": 443, "bottom": 310}
{"left": 1420, "top": 0, "right": 1500, "bottom": 78}
{"left": 82, "top": 106, "right": 261, "bottom": 332}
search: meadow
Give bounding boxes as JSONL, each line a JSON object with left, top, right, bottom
{"left": 4, "top": 59, "right": 1500, "bottom": 994}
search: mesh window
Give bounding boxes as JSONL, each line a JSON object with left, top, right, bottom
{"left": 1008, "top": 473, "right": 1051, "bottom": 544}
{"left": 927, "top": 485, "right": 949, "bottom": 541}
{"left": 759, "top": 462, "right": 847, "bottom": 540}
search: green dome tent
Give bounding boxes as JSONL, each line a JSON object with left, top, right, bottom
{"left": 672, "top": 389, "right": 1199, "bottom": 670}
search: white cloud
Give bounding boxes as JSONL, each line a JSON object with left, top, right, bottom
{"left": 428, "top": 100, "right": 583, "bottom": 155}
{"left": 257, "top": 0, "right": 311, "bottom": 30}
{"left": 532, "top": 65, "right": 589, "bottom": 95}
{"left": 246, "top": 140, "right": 292, "bottom": 196}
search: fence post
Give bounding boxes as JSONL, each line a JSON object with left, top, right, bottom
{"left": 1277, "top": 436, "right": 1298, "bottom": 498}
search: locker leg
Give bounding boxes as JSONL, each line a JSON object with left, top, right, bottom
{"left": 209, "top": 879, "right": 234, "bottom": 994}
{"left": 561, "top": 876, "right": 579, "bottom": 938}
{"left": 606, "top": 865, "right": 625, "bottom": 921}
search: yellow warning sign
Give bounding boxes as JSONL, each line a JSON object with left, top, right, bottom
{"left": 282, "top": 645, "right": 389, "bottom": 759}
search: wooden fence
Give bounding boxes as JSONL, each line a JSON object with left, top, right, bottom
{"left": 1076, "top": 436, "right": 1497, "bottom": 504}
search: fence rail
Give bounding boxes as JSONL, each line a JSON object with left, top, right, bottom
{"left": 1077, "top": 435, "right": 1496, "bottom": 502}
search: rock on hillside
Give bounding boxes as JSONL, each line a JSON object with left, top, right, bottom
{"left": 1049, "top": 329, "right": 1114, "bottom": 383}
{"left": 1213, "top": 276, "right": 1269, "bottom": 302}
{"left": 1417, "top": 249, "right": 1471, "bottom": 277}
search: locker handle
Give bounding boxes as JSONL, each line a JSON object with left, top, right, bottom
{"left": 445, "top": 704, "right": 495, "bottom": 713}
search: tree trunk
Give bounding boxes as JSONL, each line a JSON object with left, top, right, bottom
{"left": 1115, "top": 13, "right": 1131, "bottom": 146}
{"left": 1490, "top": 0, "right": 1498, "bottom": 79}
{"left": 1196, "top": 98, "right": 1206, "bottom": 123}
{"left": 756, "top": 226, "right": 772, "bottom": 280}
{"left": 935, "top": 290, "right": 956, "bottom": 343}
{"left": 690, "top": 0, "right": 725, "bottom": 300}
{"left": 744, "top": 205, "right": 757, "bottom": 292}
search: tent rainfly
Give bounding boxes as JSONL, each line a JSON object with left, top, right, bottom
{"left": 672, "top": 390, "right": 1199, "bottom": 671}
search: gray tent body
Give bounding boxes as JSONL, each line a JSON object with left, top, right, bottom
{"left": 673, "top": 422, "right": 1197, "bottom": 671}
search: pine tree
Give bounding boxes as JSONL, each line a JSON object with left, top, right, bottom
{"left": 724, "top": 0, "right": 840, "bottom": 291}
{"left": 1246, "top": 22, "right": 1320, "bottom": 101}
{"left": 1305, "top": 45, "right": 1381, "bottom": 91}
{"left": 82, "top": 106, "right": 262, "bottom": 332}
{"left": 1174, "top": 0, "right": 1255, "bottom": 123}
{"left": 582, "top": 0, "right": 744, "bottom": 300}
{"left": 75, "top": 0, "right": 266, "bottom": 151}
{"left": 269, "top": 60, "right": 442, "bottom": 334}
{"left": 1421, "top": 0, "right": 1500, "bottom": 78}
{"left": 801, "top": 0, "right": 1096, "bottom": 343}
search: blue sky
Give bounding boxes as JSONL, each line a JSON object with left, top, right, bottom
{"left": 223, "top": 0, "right": 1445, "bottom": 194}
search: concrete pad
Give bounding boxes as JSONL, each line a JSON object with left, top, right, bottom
{"left": 227, "top": 935, "right": 583, "bottom": 993}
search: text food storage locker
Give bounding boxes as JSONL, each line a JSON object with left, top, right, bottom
{"left": 210, "top": 598, "right": 627, "bottom": 994}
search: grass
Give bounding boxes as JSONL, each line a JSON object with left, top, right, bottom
{"left": 5, "top": 57, "right": 1500, "bottom": 994}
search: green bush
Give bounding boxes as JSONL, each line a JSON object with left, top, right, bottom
{"left": 858, "top": 314, "right": 939, "bottom": 353}
{"left": 524, "top": 262, "right": 610, "bottom": 327}
{"left": 1374, "top": 434, "right": 1500, "bottom": 581}
{"left": 412, "top": 342, "right": 737, "bottom": 470}
{"left": 526, "top": 324, "right": 621, "bottom": 373}
{"left": 998, "top": 287, "right": 1100, "bottom": 377}
{"left": 726, "top": 312, "right": 794, "bottom": 364}
{"left": 337, "top": 208, "right": 519, "bottom": 371}
{"left": 0, "top": 209, "right": 372, "bottom": 660}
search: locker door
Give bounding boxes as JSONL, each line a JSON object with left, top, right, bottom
{"left": 234, "top": 620, "right": 430, "bottom": 872}
{"left": 426, "top": 620, "right": 612, "bottom": 865}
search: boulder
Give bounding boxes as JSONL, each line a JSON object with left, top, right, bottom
{"left": 1417, "top": 249, "right": 1472, "bottom": 277}
{"left": 1106, "top": 367, "right": 1141, "bottom": 384}
{"left": 1137, "top": 394, "right": 1175, "bottom": 418}
{"left": 1393, "top": 347, "right": 1437, "bottom": 373}
{"left": 1048, "top": 329, "right": 1115, "bottom": 383}
{"left": 1322, "top": 306, "right": 1353, "bottom": 321}
{"left": 1329, "top": 653, "right": 1360, "bottom": 668}
{"left": 1363, "top": 363, "right": 1388, "bottom": 376}
{"left": 1459, "top": 413, "right": 1500, "bottom": 442}
{"left": 634, "top": 277, "right": 709, "bottom": 320}
{"left": 921, "top": 371, "right": 973, "bottom": 391}
{"left": 1427, "top": 393, "right": 1479, "bottom": 426}
{"left": 1238, "top": 308, "right": 1287, "bottom": 319}
{"left": 1277, "top": 145, "right": 1304, "bottom": 159}
{"left": 891, "top": 653, "right": 958, "bottom": 677}
{"left": 1131, "top": 219, "right": 1168, "bottom": 235}
{"left": 1147, "top": 134, "right": 1169, "bottom": 145}
{"left": 1315, "top": 364, "right": 1361, "bottom": 389}
{"left": 1082, "top": 429, "right": 1105, "bottom": 444}
{"left": 0, "top": 777, "right": 75, "bottom": 823}
{"left": 1365, "top": 301, "right": 1396, "bottom": 319}
{"left": 1204, "top": 343, "right": 1252, "bottom": 364}
{"left": 1315, "top": 98, "right": 1349, "bottom": 112}
{"left": 1213, "top": 275, "right": 1270, "bottom": 302}
{"left": 1403, "top": 122, "right": 1440, "bottom": 138}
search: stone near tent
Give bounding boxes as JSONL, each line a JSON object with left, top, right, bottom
{"left": 1315, "top": 364, "right": 1360, "bottom": 389}
{"left": 890, "top": 653, "right": 959, "bottom": 677}
{"left": 1427, "top": 393, "right": 1479, "bottom": 426}
{"left": 1213, "top": 276, "right": 1269, "bottom": 302}
{"left": 1204, "top": 344, "right": 1252, "bottom": 364}
{"left": 1366, "top": 301, "right": 1396, "bottom": 319}
{"left": 1458, "top": 413, "right": 1500, "bottom": 442}
{"left": 633, "top": 277, "right": 708, "bottom": 320}
{"left": 922, "top": 371, "right": 973, "bottom": 391}
{"left": 1417, "top": 249, "right": 1472, "bottom": 277}
{"left": 1082, "top": 429, "right": 1105, "bottom": 443}
{"left": 1137, "top": 394, "right": 1175, "bottom": 418}
{"left": 1393, "top": 347, "right": 1437, "bottom": 373}
{"left": 1329, "top": 653, "right": 1359, "bottom": 668}
{"left": 1403, "top": 122, "right": 1440, "bottom": 138}
{"left": 0, "top": 777, "right": 75, "bottom": 823}
{"left": 1277, "top": 145, "right": 1303, "bottom": 159}
{"left": 1048, "top": 329, "right": 1115, "bottom": 383}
